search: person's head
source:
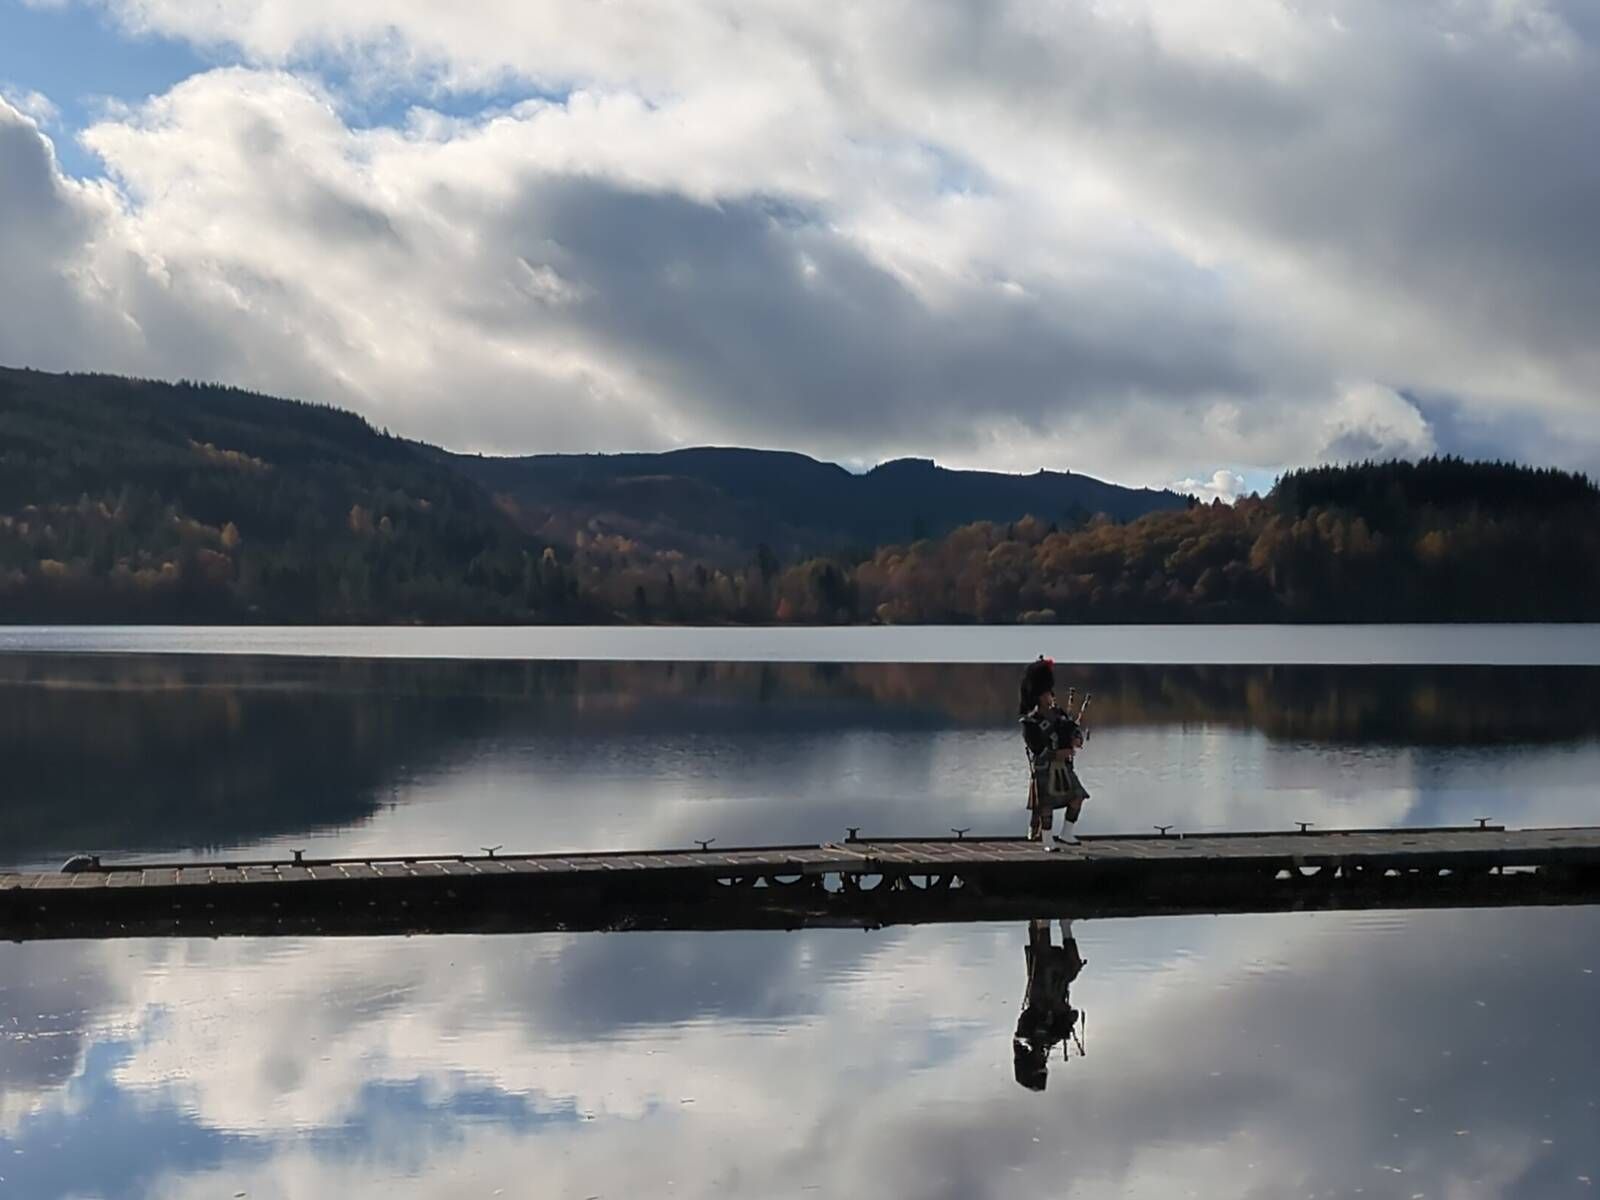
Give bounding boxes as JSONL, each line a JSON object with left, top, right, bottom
{"left": 1013, "top": 1038, "right": 1049, "bottom": 1091}
{"left": 1019, "top": 655, "right": 1055, "bottom": 716}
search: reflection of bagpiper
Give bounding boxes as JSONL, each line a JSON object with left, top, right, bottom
{"left": 1013, "top": 918, "right": 1086, "bottom": 1092}
{"left": 1019, "top": 656, "right": 1091, "bottom": 848}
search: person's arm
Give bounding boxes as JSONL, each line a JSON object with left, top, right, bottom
{"left": 1021, "top": 713, "right": 1047, "bottom": 759}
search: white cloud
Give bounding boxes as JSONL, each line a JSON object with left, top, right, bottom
{"left": 1, "top": 85, "right": 59, "bottom": 126}
{"left": 2, "top": 0, "right": 1599, "bottom": 481}
{"left": 1319, "top": 382, "right": 1437, "bottom": 464}
{"left": 1174, "top": 469, "right": 1250, "bottom": 504}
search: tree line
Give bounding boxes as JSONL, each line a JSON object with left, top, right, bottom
{"left": 585, "top": 456, "right": 1600, "bottom": 624}
{"left": 0, "top": 368, "right": 601, "bottom": 623}
{"left": 3, "top": 366, "right": 1596, "bottom": 623}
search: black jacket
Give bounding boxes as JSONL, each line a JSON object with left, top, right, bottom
{"left": 1021, "top": 704, "right": 1081, "bottom": 764}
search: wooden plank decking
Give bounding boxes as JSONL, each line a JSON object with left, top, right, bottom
{"left": 4, "top": 824, "right": 1600, "bottom": 940}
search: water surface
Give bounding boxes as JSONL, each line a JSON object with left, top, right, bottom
{"left": 1, "top": 653, "right": 1597, "bottom": 1198}
{"left": 3, "top": 622, "right": 1599, "bottom": 664}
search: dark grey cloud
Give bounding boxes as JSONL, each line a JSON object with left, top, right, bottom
{"left": 473, "top": 176, "right": 1257, "bottom": 454}
{"left": 896, "top": 1, "right": 1600, "bottom": 380}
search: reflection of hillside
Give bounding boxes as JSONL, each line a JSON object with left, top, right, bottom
{"left": 855, "top": 662, "right": 1600, "bottom": 744}
{"left": 1044, "top": 664, "right": 1600, "bottom": 746}
{"left": 0, "top": 656, "right": 505, "bottom": 863}
{"left": 452, "top": 660, "right": 1600, "bottom": 745}
{"left": 5, "top": 656, "right": 1596, "bottom": 864}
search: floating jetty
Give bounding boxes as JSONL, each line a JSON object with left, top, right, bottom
{"left": 5, "top": 824, "right": 1600, "bottom": 940}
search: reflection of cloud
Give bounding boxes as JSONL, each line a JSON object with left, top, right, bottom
{"left": 0, "top": 942, "right": 122, "bottom": 1133}
{"left": 4, "top": 905, "right": 1595, "bottom": 1198}
{"left": 2, "top": 1039, "right": 268, "bottom": 1200}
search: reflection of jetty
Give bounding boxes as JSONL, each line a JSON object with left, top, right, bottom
{"left": 5, "top": 825, "right": 1600, "bottom": 940}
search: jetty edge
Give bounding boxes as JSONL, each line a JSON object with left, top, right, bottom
{"left": 5, "top": 824, "right": 1600, "bottom": 940}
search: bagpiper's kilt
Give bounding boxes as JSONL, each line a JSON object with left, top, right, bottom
{"left": 1030, "top": 750, "right": 1089, "bottom": 822}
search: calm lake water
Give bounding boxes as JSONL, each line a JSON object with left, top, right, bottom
{"left": 2, "top": 638, "right": 1599, "bottom": 1198}
{"left": 4, "top": 622, "right": 1600, "bottom": 664}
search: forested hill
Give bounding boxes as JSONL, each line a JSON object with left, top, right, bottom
{"left": 2, "top": 364, "right": 1597, "bottom": 623}
{"left": 849, "top": 458, "right": 1600, "bottom": 623}
{"left": 0, "top": 366, "right": 589, "bottom": 622}
{"left": 448, "top": 446, "right": 1185, "bottom": 562}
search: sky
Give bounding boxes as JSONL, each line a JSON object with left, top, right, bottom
{"left": 2, "top": 0, "right": 1598, "bottom": 497}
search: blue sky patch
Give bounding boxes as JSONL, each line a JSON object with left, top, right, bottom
{"left": 0, "top": 0, "right": 216, "bottom": 178}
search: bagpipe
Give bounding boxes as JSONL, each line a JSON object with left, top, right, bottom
{"left": 1035, "top": 687, "right": 1091, "bottom": 812}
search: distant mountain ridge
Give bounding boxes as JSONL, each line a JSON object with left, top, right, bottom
{"left": 0, "top": 365, "right": 1185, "bottom": 620}
{"left": 448, "top": 445, "right": 1186, "bottom": 562}
{"left": 3, "top": 366, "right": 1596, "bottom": 624}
